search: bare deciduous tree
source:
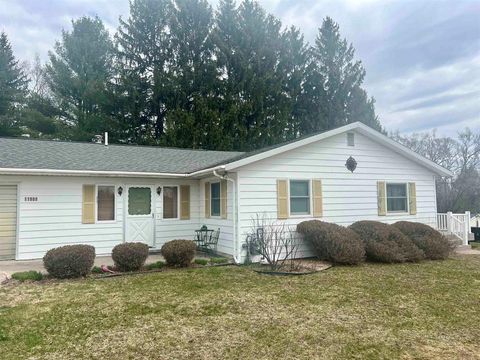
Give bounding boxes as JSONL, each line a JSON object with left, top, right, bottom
{"left": 392, "top": 128, "right": 480, "bottom": 214}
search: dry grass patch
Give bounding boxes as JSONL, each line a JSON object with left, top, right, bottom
{"left": 0, "top": 256, "right": 479, "bottom": 359}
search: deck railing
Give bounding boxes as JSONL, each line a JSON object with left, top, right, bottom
{"left": 436, "top": 211, "right": 471, "bottom": 246}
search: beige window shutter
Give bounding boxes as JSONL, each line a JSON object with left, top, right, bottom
{"left": 312, "top": 179, "right": 323, "bottom": 217}
{"left": 377, "top": 181, "right": 386, "bottom": 216}
{"left": 180, "top": 185, "right": 190, "bottom": 220}
{"left": 408, "top": 182, "right": 417, "bottom": 215}
{"left": 221, "top": 179, "right": 228, "bottom": 219}
{"left": 205, "top": 182, "right": 211, "bottom": 218}
{"left": 277, "top": 179, "right": 288, "bottom": 219}
{"left": 82, "top": 185, "right": 96, "bottom": 224}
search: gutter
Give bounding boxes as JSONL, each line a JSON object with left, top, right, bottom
{"left": 0, "top": 164, "right": 228, "bottom": 178}
{"left": 213, "top": 169, "right": 241, "bottom": 264}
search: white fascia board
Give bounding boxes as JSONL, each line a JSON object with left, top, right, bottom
{"left": 0, "top": 168, "right": 188, "bottom": 178}
{"left": 224, "top": 123, "right": 359, "bottom": 171}
{"left": 224, "top": 122, "right": 453, "bottom": 177}
{"left": 0, "top": 164, "right": 228, "bottom": 179}
{"left": 353, "top": 123, "right": 453, "bottom": 177}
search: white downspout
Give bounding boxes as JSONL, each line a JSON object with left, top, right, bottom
{"left": 213, "top": 169, "right": 241, "bottom": 264}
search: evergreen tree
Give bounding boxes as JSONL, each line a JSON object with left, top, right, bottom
{"left": 0, "top": 32, "right": 29, "bottom": 136}
{"left": 308, "top": 17, "right": 381, "bottom": 132}
{"left": 46, "top": 16, "right": 116, "bottom": 141}
{"left": 116, "top": 0, "right": 172, "bottom": 144}
{"left": 163, "top": 0, "right": 222, "bottom": 149}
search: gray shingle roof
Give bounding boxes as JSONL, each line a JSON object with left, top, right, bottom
{"left": 0, "top": 137, "right": 244, "bottom": 174}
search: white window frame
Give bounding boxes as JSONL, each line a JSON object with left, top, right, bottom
{"left": 96, "top": 184, "right": 116, "bottom": 223}
{"left": 210, "top": 181, "right": 221, "bottom": 218}
{"left": 385, "top": 182, "right": 409, "bottom": 214}
{"left": 288, "top": 179, "right": 312, "bottom": 217}
{"left": 162, "top": 185, "right": 180, "bottom": 220}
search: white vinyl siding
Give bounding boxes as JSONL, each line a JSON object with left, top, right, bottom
{"left": 5, "top": 176, "right": 201, "bottom": 260}
{"left": 236, "top": 130, "right": 438, "bottom": 261}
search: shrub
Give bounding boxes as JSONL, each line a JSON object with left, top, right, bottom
{"left": 393, "top": 221, "right": 452, "bottom": 260}
{"left": 160, "top": 240, "right": 196, "bottom": 267}
{"left": 349, "top": 221, "right": 424, "bottom": 263}
{"left": 43, "top": 245, "right": 95, "bottom": 278}
{"left": 297, "top": 220, "right": 365, "bottom": 265}
{"left": 210, "top": 257, "right": 228, "bottom": 264}
{"left": 145, "top": 261, "right": 165, "bottom": 270}
{"left": 11, "top": 270, "right": 43, "bottom": 282}
{"left": 112, "top": 242, "right": 149, "bottom": 272}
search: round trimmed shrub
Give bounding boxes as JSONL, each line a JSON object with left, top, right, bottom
{"left": 160, "top": 240, "right": 196, "bottom": 267}
{"left": 393, "top": 221, "right": 452, "bottom": 260}
{"left": 43, "top": 245, "right": 95, "bottom": 278}
{"left": 349, "top": 221, "right": 424, "bottom": 263}
{"left": 112, "top": 242, "right": 149, "bottom": 271}
{"left": 297, "top": 220, "right": 365, "bottom": 265}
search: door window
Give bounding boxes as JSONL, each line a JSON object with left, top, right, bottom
{"left": 128, "top": 187, "right": 151, "bottom": 215}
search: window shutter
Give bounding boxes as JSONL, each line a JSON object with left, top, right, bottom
{"left": 221, "top": 179, "right": 227, "bottom": 219}
{"left": 313, "top": 179, "right": 323, "bottom": 217}
{"left": 408, "top": 182, "right": 417, "bottom": 215}
{"left": 180, "top": 185, "right": 190, "bottom": 220}
{"left": 277, "top": 179, "right": 288, "bottom": 219}
{"left": 82, "top": 185, "right": 95, "bottom": 224}
{"left": 205, "top": 182, "right": 210, "bottom": 218}
{"left": 377, "top": 181, "right": 386, "bottom": 216}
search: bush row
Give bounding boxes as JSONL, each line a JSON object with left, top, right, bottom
{"left": 42, "top": 239, "right": 197, "bottom": 278}
{"left": 297, "top": 220, "right": 452, "bottom": 265}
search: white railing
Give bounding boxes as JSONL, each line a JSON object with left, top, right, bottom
{"left": 436, "top": 211, "right": 471, "bottom": 246}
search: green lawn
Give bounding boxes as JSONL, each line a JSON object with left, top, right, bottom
{"left": 1, "top": 255, "right": 479, "bottom": 360}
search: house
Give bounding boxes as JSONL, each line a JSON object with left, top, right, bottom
{"left": 0, "top": 122, "right": 452, "bottom": 262}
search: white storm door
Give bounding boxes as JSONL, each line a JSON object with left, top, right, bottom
{"left": 125, "top": 186, "right": 154, "bottom": 246}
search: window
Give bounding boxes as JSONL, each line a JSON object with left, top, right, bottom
{"left": 347, "top": 132, "right": 355, "bottom": 146}
{"left": 97, "top": 186, "right": 115, "bottom": 221}
{"left": 386, "top": 183, "right": 408, "bottom": 212}
{"left": 163, "top": 186, "right": 178, "bottom": 219}
{"left": 211, "top": 182, "right": 221, "bottom": 216}
{"left": 289, "top": 180, "right": 310, "bottom": 215}
{"left": 128, "top": 187, "right": 151, "bottom": 215}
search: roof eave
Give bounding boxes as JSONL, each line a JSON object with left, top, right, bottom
{"left": 0, "top": 168, "right": 188, "bottom": 178}
{"left": 223, "top": 122, "right": 453, "bottom": 177}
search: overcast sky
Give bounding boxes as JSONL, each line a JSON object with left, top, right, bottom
{"left": 0, "top": 0, "right": 478, "bottom": 136}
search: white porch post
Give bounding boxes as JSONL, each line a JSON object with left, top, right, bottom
{"left": 464, "top": 211, "right": 471, "bottom": 246}
{"left": 446, "top": 211, "right": 452, "bottom": 236}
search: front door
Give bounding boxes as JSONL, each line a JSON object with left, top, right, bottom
{"left": 125, "top": 186, "right": 155, "bottom": 246}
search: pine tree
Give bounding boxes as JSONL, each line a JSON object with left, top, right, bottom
{"left": 0, "top": 32, "right": 29, "bottom": 136}
{"left": 308, "top": 17, "right": 381, "bottom": 132}
{"left": 116, "top": 0, "right": 172, "bottom": 143}
{"left": 46, "top": 16, "right": 116, "bottom": 141}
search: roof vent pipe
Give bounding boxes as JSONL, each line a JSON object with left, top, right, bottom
{"left": 104, "top": 132, "right": 108, "bottom": 146}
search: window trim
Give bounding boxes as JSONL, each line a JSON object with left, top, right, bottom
{"left": 96, "top": 184, "right": 116, "bottom": 223}
{"left": 162, "top": 185, "right": 180, "bottom": 220}
{"left": 288, "top": 179, "right": 312, "bottom": 217}
{"left": 210, "top": 181, "right": 221, "bottom": 218}
{"left": 385, "top": 182, "right": 409, "bottom": 214}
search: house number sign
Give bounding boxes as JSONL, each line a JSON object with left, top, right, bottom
{"left": 24, "top": 196, "right": 39, "bottom": 202}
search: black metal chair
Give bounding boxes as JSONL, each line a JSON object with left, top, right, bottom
{"left": 203, "top": 228, "right": 220, "bottom": 254}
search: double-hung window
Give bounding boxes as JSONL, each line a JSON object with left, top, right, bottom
{"left": 386, "top": 183, "right": 408, "bottom": 212}
{"left": 289, "top": 180, "right": 310, "bottom": 215}
{"left": 210, "top": 182, "right": 221, "bottom": 217}
{"left": 97, "top": 185, "right": 115, "bottom": 221}
{"left": 163, "top": 186, "right": 178, "bottom": 219}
